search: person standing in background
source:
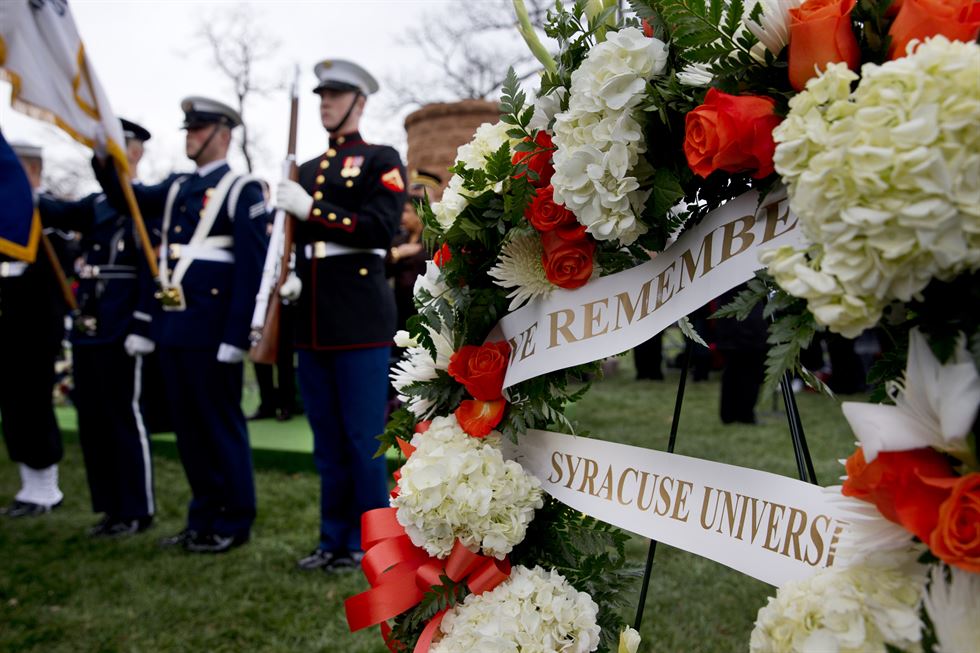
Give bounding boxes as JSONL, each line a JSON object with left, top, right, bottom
{"left": 387, "top": 169, "right": 440, "bottom": 334}
{"left": 0, "top": 141, "right": 67, "bottom": 517}
{"left": 95, "top": 97, "right": 268, "bottom": 553}
{"left": 38, "top": 119, "right": 156, "bottom": 536}
{"left": 275, "top": 59, "right": 406, "bottom": 572}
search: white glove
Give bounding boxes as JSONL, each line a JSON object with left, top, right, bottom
{"left": 276, "top": 180, "right": 313, "bottom": 220}
{"left": 279, "top": 272, "right": 302, "bottom": 302}
{"left": 216, "top": 343, "right": 246, "bottom": 364}
{"left": 124, "top": 334, "right": 155, "bottom": 356}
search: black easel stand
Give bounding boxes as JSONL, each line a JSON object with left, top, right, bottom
{"left": 632, "top": 351, "right": 820, "bottom": 631}
{"left": 633, "top": 345, "right": 691, "bottom": 630}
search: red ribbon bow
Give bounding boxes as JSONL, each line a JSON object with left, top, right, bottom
{"left": 345, "top": 507, "right": 511, "bottom": 652}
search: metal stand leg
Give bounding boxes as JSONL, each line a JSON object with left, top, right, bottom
{"left": 633, "top": 344, "right": 692, "bottom": 630}
{"left": 779, "top": 371, "right": 818, "bottom": 485}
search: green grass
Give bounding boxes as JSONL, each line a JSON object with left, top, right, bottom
{"left": 0, "top": 354, "right": 859, "bottom": 652}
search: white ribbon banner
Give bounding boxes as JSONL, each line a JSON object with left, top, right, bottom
{"left": 502, "top": 429, "right": 850, "bottom": 587}
{"left": 497, "top": 189, "right": 805, "bottom": 389}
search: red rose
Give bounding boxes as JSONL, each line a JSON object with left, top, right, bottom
{"left": 455, "top": 399, "right": 506, "bottom": 438}
{"left": 841, "top": 447, "right": 956, "bottom": 541}
{"left": 888, "top": 0, "right": 980, "bottom": 59}
{"left": 512, "top": 130, "right": 555, "bottom": 188}
{"left": 525, "top": 185, "right": 587, "bottom": 241}
{"left": 433, "top": 243, "right": 452, "bottom": 267}
{"left": 541, "top": 230, "right": 595, "bottom": 290}
{"left": 924, "top": 472, "right": 980, "bottom": 573}
{"left": 683, "top": 88, "right": 782, "bottom": 180}
{"left": 447, "top": 340, "right": 511, "bottom": 401}
{"left": 642, "top": 19, "right": 654, "bottom": 37}
{"left": 788, "top": 0, "right": 861, "bottom": 91}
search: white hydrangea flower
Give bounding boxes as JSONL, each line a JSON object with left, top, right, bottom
{"left": 768, "top": 38, "right": 980, "bottom": 337}
{"left": 923, "top": 564, "right": 980, "bottom": 653}
{"left": 430, "top": 121, "right": 521, "bottom": 230}
{"left": 487, "top": 231, "right": 555, "bottom": 310}
{"left": 392, "top": 415, "right": 543, "bottom": 559}
{"left": 552, "top": 26, "right": 668, "bottom": 246}
{"left": 750, "top": 551, "right": 927, "bottom": 653}
{"left": 431, "top": 565, "right": 601, "bottom": 653}
{"left": 529, "top": 87, "right": 568, "bottom": 133}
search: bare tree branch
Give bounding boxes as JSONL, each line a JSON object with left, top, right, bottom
{"left": 196, "top": 4, "right": 283, "bottom": 172}
{"left": 382, "top": 0, "right": 554, "bottom": 113}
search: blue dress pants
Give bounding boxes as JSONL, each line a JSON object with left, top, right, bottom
{"left": 297, "top": 347, "right": 391, "bottom": 553}
{"left": 159, "top": 347, "right": 256, "bottom": 537}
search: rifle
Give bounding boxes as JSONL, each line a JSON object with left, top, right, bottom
{"left": 249, "top": 67, "right": 299, "bottom": 364}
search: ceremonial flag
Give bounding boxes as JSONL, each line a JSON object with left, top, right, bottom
{"left": 0, "top": 131, "right": 39, "bottom": 261}
{"left": 0, "top": 0, "right": 129, "bottom": 171}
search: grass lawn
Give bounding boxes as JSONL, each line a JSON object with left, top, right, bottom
{"left": 0, "top": 353, "right": 860, "bottom": 652}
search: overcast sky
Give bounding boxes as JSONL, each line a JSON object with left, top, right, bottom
{"left": 1, "top": 0, "right": 521, "bottom": 193}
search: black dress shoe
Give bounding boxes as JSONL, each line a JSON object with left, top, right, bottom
{"left": 184, "top": 532, "right": 249, "bottom": 554}
{"left": 297, "top": 548, "right": 361, "bottom": 572}
{"left": 94, "top": 516, "right": 154, "bottom": 538}
{"left": 159, "top": 528, "right": 197, "bottom": 548}
{"left": 1, "top": 499, "right": 63, "bottom": 518}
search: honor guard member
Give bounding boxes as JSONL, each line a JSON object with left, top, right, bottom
{"left": 38, "top": 119, "right": 155, "bottom": 536}
{"left": 275, "top": 60, "right": 407, "bottom": 571}
{"left": 0, "top": 141, "right": 67, "bottom": 517}
{"left": 95, "top": 97, "right": 267, "bottom": 553}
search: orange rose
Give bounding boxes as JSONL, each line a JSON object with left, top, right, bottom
{"left": 841, "top": 447, "right": 955, "bottom": 541}
{"left": 512, "top": 130, "right": 555, "bottom": 188}
{"left": 923, "top": 473, "right": 980, "bottom": 573}
{"left": 683, "top": 88, "right": 782, "bottom": 179}
{"left": 455, "top": 399, "right": 506, "bottom": 438}
{"left": 525, "top": 185, "right": 588, "bottom": 241}
{"left": 540, "top": 230, "right": 595, "bottom": 290}
{"left": 448, "top": 341, "right": 511, "bottom": 401}
{"left": 888, "top": 0, "right": 980, "bottom": 59}
{"left": 433, "top": 243, "right": 452, "bottom": 267}
{"left": 788, "top": 0, "right": 861, "bottom": 91}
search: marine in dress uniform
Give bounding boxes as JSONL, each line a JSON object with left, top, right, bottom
{"left": 275, "top": 60, "right": 407, "bottom": 571}
{"left": 38, "top": 119, "right": 156, "bottom": 536}
{"left": 0, "top": 142, "right": 67, "bottom": 517}
{"left": 95, "top": 98, "right": 268, "bottom": 553}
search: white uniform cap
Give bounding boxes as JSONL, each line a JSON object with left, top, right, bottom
{"left": 179, "top": 96, "right": 242, "bottom": 129}
{"left": 312, "top": 59, "right": 379, "bottom": 96}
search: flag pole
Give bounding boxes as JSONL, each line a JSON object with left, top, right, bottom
{"left": 39, "top": 228, "right": 78, "bottom": 313}
{"left": 77, "top": 50, "right": 160, "bottom": 282}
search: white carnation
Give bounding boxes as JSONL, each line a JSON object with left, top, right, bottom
{"left": 750, "top": 551, "right": 927, "bottom": 653}
{"left": 923, "top": 564, "right": 980, "bottom": 653}
{"left": 552, "top": 26, "right": 668, "bottom": 246}
{"left": 769, "top": 38, "right": 980, "bottom": 337}
{"left": 431, "top": 565, "right": 601, "bottom": 653}
{"left": 390, "top": 320, "right": 454, "bottom": 419}
{"left": 487, "top": 231, "right": 555, "bottom": 310}
{"left": 392, "top": 415, "right": 543, "bottom": 559}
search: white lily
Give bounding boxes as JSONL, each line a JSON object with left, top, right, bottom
{"left": 842, "top": 329, "right": 980, "bottom": 463}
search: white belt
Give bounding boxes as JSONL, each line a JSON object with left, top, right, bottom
{"left": 304, "top": 241, "right": 386, "bottom": 260}
{"left": 78, "top": 264, "right": 137, "bottom": 280}
{"left": 0, "top": 261, "right": 28, "bottom": 278}
{"left": 168, "top": 237, "right": 235, "bottom": 264}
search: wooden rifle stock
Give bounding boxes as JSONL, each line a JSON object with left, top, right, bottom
{"left": 249, "top": 73, "right": 300, "bottom": 364}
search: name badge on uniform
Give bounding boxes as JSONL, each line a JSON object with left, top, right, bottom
{"left": 341, "top": 156, "right": 364, "bottom": 179}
